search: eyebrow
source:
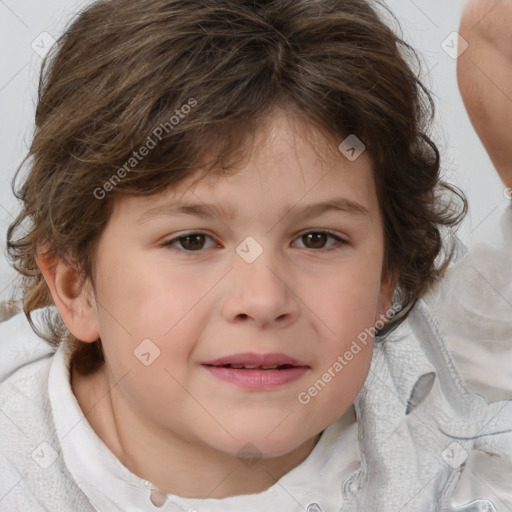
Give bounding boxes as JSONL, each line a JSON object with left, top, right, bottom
{"left": 136, "top": 197, "right": 371, "bottom": 224}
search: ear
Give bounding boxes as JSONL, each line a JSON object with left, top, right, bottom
{"left": 36, "top": 245, "right": 99, "bottom": 342}
{"left": 375, "top": 270, "right": 398, "bottom": 323}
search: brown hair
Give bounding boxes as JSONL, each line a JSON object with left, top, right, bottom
{"left": 6, "top": 0, "right": 467, "bottom": 375}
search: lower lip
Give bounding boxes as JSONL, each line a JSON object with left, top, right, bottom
{"left": 202, "top": 365, "right": 309, "bottom": 390}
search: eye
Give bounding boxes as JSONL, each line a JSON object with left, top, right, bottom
{"left": 292, "top": 230, "right": 347, "bottom": 251}
{"left": 163, "top": 232, "right": 218, "bottom": 252}
{"left": 163, "top": 229, "right": 347, "bottom": 253}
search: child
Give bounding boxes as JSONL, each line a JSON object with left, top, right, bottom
{"left": 0, "top": 0, "right": 510, "bottom": 510}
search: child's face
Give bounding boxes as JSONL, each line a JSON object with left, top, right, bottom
{"left": 82, "top": 110, "right": 394, "bottom": 460}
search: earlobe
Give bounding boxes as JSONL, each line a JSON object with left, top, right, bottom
{"left": 36, "top": 246, "right": 99, "bottom": 343}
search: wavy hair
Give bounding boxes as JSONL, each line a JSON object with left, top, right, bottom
{"left": 6, "top": 0, "right": 467, "bottom": 375}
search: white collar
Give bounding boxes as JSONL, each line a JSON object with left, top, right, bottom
{"left": 48, "top": 341, "right": 360, "bottom": 512}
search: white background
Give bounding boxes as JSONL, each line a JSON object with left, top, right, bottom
{"left": 0, "top": 0, "right": 508, "bottom": 302}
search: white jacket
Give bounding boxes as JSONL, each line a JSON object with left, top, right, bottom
{"left": 1, "top": 204, "right": 511, "bottom": 512}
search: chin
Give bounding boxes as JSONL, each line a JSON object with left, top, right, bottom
{"left": 211, "top": 427, "right": 314, "bottom": 461}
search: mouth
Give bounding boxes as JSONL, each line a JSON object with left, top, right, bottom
{"left": 202, "top": 353, "right": 310, "bottom": 389}
{"left": 205, "top": 363, "right": 298, "bottom": 370}
{"left": 203, "top": 352, "right": 308, "bottom": 368}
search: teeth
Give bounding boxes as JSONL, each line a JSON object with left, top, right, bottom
{"left": 261, "top": 365, "right": 279, "bottom": 370}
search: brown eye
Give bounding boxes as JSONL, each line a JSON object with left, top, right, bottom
{"left": 294, "top": 231, "right": 345, "bottom": 251}
{"left": 164, "top": 232, "right": 217, "bottom": 252}
{"left": 179, "top": 234, "right": 205, "bottom": 250}
{"left": 303, "top": 232, "right": 328, "bottom": 249}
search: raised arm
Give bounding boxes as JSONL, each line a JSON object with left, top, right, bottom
{"left": 424, "top": 0, "right": 512, "bottom": 406}
{"left": 458, "top": 0, "right": 512, "bottom": 189}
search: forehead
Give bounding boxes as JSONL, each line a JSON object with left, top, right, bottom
{"left": 111, "top": 110, "right": 378, "bottom": 225}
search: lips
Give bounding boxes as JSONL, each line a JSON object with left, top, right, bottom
{"left": 202, "top": 353, "right": 310, "bottom": 389}
{"left": 213, "top": 364, "right": 293, "bottom": 370}
{"left": 202, "top": 352, "right": 309, "bottom": 369}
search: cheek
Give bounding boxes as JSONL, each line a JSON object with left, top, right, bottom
{"left": 100, "top": 324, "right": 198, "bottom": 432}
{"left": 305, "top": 261, "right": 383, "bottom": 334}
{"left": 294, "top": 337, "right": 373, "bottom": 440}
{"left": 95, "top": 276, "right": 210, "bottom": 400}
{"left": 300, "top": 259, "right": 382, "bottom": 406}
{"left": 95, "top": 247, "right": 205, "bottom": 335}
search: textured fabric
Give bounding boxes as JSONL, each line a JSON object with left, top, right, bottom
{"left": 1, "top": 205, "right": 511, "bottom": 512}
{"left": 425, "top": 202, "right": 512, "bottom": 403}
{"left": 0, "top": 313, "right": 94, "bottom": 511}
{"left": 424, "top": 202, "right": 512, "bottom": 510}
{"left": 343, "top": 299, "right": 512, "bottom": 512}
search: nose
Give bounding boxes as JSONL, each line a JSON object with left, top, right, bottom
{"left": 221, "top": 245, "right": 300, "bottom": 329}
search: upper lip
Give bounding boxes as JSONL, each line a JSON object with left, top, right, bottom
{"left": 203, "top": 353, "right": 309, "bottom": 367}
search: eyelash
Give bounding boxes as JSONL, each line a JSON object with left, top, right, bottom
{"left": 162, "top": 230, "right": 347, "bottom": 253}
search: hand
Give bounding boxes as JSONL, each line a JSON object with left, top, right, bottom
{"left": 458, "top": 0, "right": 512, "bottom": 189}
